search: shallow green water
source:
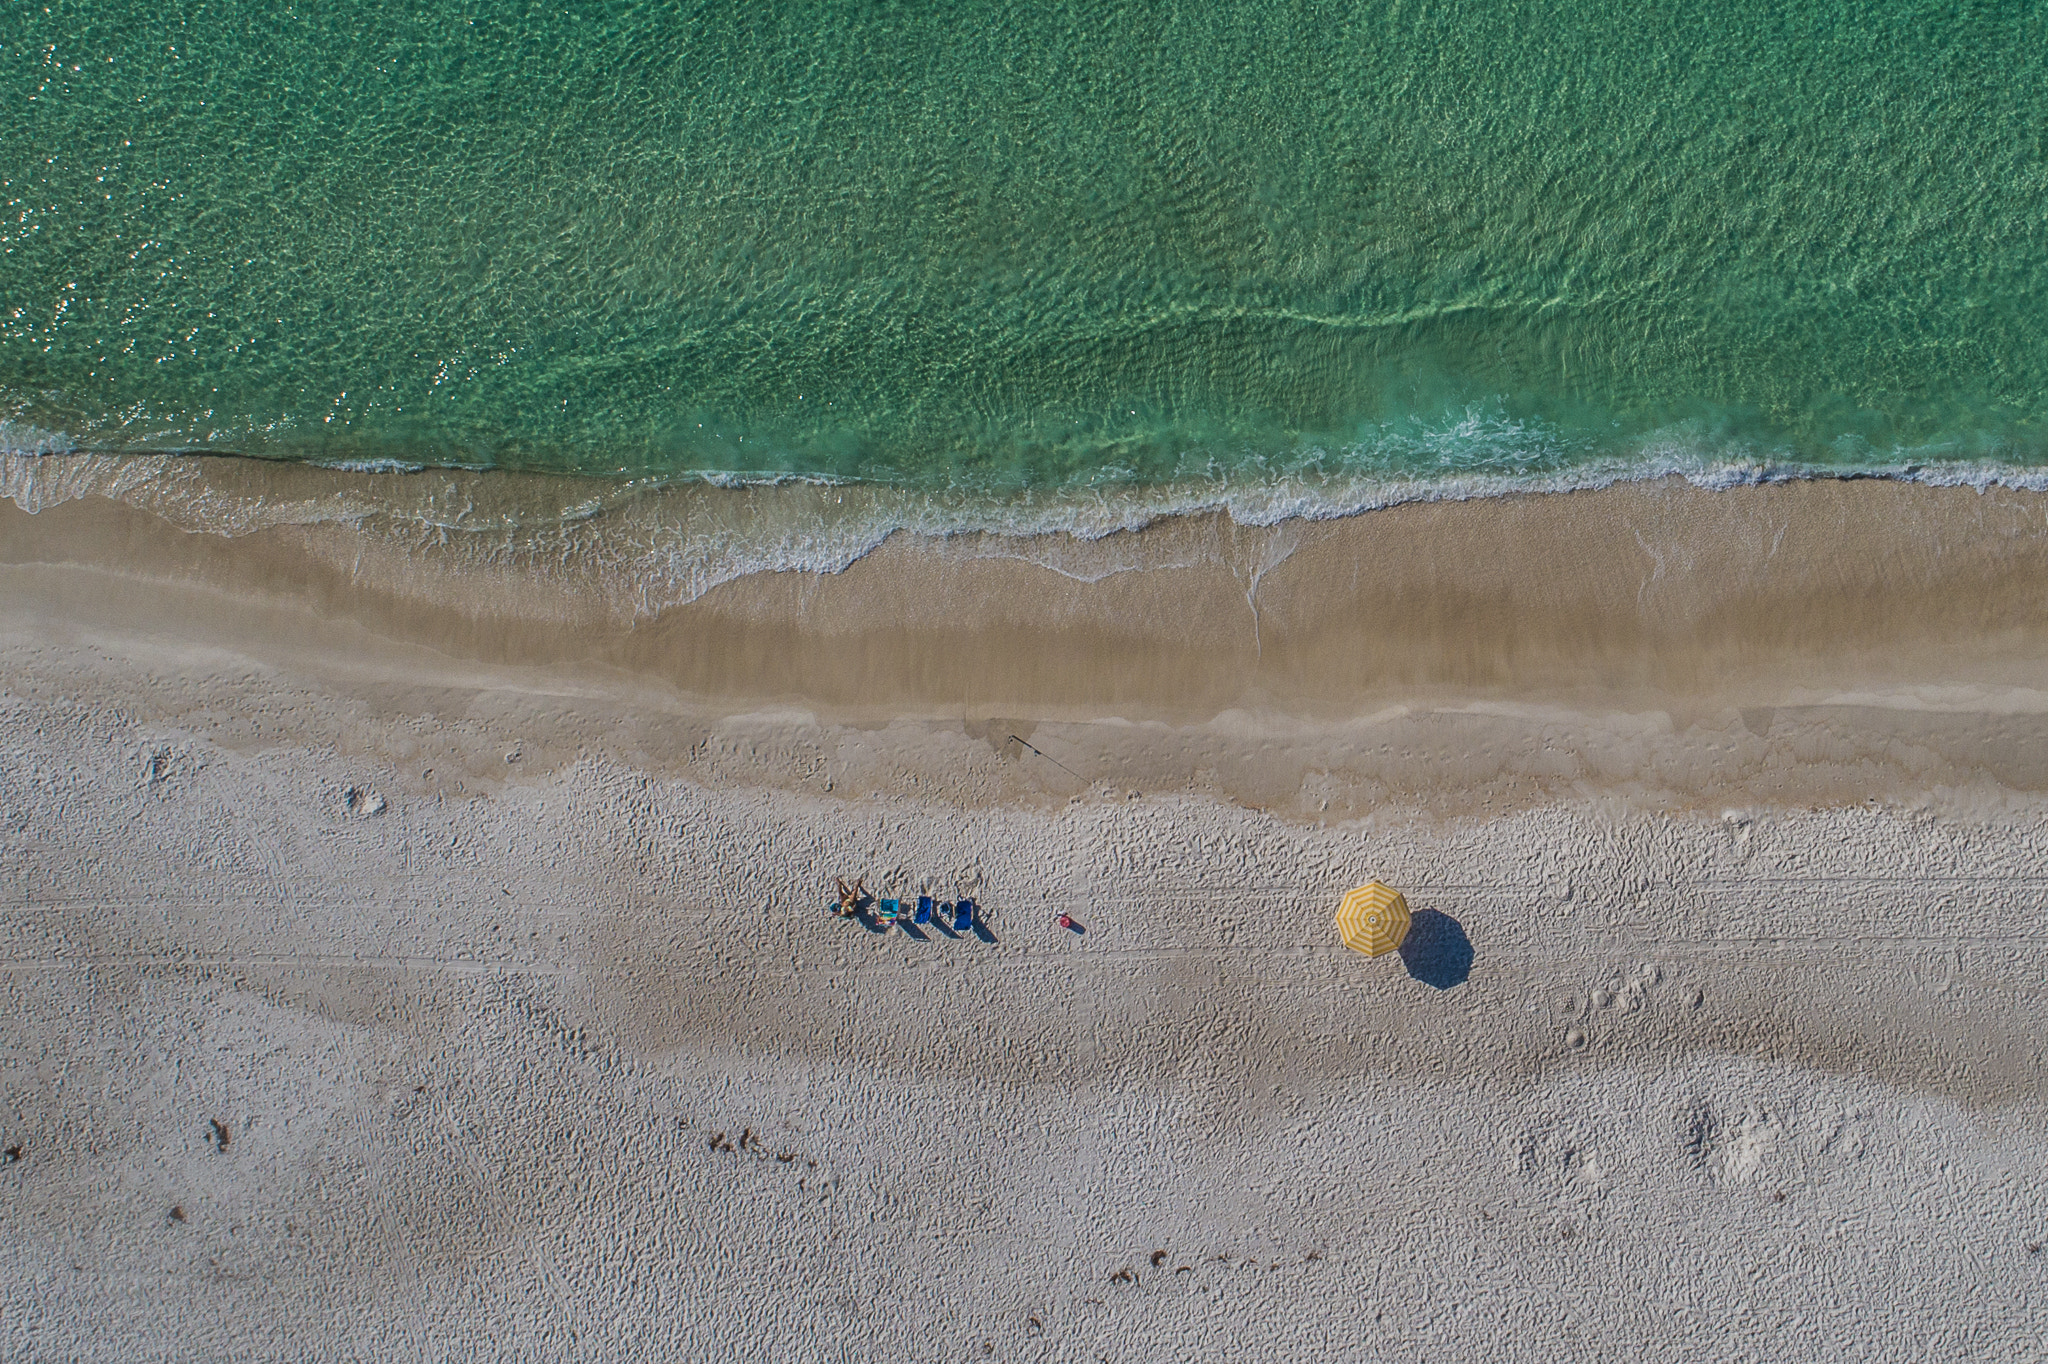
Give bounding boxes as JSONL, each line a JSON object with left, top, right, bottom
{"left": 4, "top": 0, "right": 2045, "bottom": 502}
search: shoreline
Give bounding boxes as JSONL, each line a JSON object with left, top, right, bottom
{"left": 11, "top": 462, "right": 2048, "bottom": 694}
{"left": 7, "top": 472, "right": 2048, "bottom": 818}
{"left": 11, "top": 444, "right": 2048, "bottom": 617}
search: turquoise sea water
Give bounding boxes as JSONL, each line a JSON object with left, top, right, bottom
{"left": 4, "top": 1, "right": 2046, "bottom": 519}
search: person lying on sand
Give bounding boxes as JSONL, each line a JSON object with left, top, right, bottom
{"left": 835, "top": 877, "right": 866, "bottom": 916}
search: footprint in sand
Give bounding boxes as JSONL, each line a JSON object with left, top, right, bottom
{"left": 1682, "top": 1103, "right": 1782, "bottom": 1184}
{"left": 1510, "top": 1123, "right": 1612, "bottom": 1200}
{"left": 137, "top": 743, "right": 196, "bottom": 791}
{"left": 1571, "top": 962, "right": 1666, "bottom": 1032}
{"left": 1599, "top": 962, "right": 1664, "bottom": 1014}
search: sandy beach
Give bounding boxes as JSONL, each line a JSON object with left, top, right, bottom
{"left": 5, "top": 472, "right": 2048, "bottom": 1359}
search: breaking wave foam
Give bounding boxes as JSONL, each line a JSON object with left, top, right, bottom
{"left": 7, "top": 411, "right": 2048, "bottom": 620}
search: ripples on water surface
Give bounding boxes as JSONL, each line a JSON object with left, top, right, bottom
{"left": 4, "top": 1, "right": 2046, "bottom": 553}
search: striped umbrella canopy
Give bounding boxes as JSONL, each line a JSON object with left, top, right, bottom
{"left": 1335, "top": 881, "right": 1411, "bottom": 957}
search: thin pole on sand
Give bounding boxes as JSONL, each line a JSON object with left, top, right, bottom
{"left": 1004, "top": 733, "right": 1082, "bottom": 780}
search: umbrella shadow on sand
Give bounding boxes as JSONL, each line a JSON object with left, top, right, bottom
{"left": 1399, "top": 909, "right": 1473, "bottom": 990}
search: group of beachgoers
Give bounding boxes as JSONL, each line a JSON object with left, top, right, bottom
{"left": 833, "top": 877, "right": 975, "bottom": 933}
{"left": 832, "top": 879, "right": 1083, "bottom": 934}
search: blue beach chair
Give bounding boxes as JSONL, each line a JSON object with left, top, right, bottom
{"left": 915, "top": 896, "right": 933, "bottom": 925}
{"left": 878, "top": 898, "right": 901, "bottom": 922}
{"left": 953, "top": 898, "right": 974, "bottom": 932}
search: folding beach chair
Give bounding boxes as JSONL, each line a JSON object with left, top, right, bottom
{"left": 878, "top": 898, "right": 902, "bottom": 923}
{"left": 953, "top": 898, "right": 974, "bottom": 931}
{"left": 915, "top": 896, "right": 933, "bottom": 924}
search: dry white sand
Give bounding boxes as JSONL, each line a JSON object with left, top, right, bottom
{"left": 5, "top": 478, "right": 2048, "bottom": 1359}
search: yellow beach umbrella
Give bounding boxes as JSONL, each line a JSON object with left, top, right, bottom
{"left": 1335, "top": 881, "right": 1411, "bottom": 957}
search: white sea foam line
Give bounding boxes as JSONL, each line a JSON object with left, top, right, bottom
{"left": 9, "top": 420, "right": 2048, "bottom": 618}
